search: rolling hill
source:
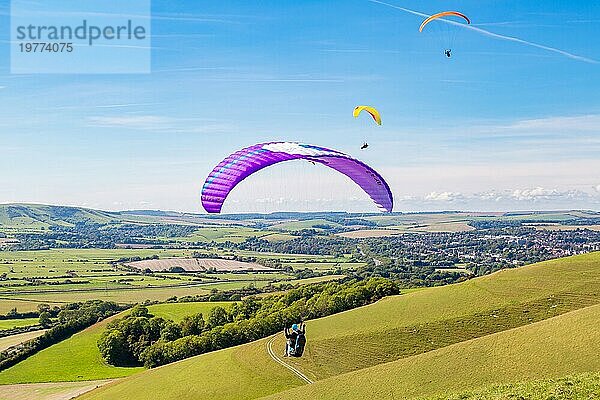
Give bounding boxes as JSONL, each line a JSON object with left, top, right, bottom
{"left": 79, "top": 337, "right": 304, "bottom": 400}
{"left": 263, "top": 302, "right": 600, "bottom": 399}
{"left": 423, "top": 372, "right": 600, "bottom": 400}
{"left": 0, "top": 314, "right": 142, "bottom": 384}
{"left": 0, "top": 204, "right": 119, "bottom": 229}
{"left": 0, "top": 204, "right": 208, "bottom": 231}
{"left": 0, "top": 302, "right": 234, "bottom": 384}
{"left": 77, "top": 252, "right": 600, "bottom": 400}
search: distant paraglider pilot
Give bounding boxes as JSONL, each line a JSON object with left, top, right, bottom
{"left": 419, "top": 11, "right": 470, "bottom": 60}
{"left": 361, "top": 142, "right": 369, "bottom": 150}
{"left": 284, "top": 322, "right": 306, "bottom": 357}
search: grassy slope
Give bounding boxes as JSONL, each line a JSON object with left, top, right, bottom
{"left": 0, "top": 301, "right": 243, "bottom": 384}
{"left": 422, "top": 372, "right": 600, "bottom": 400}
{"left": 263, "top": 303, "right": 600, "bottom": 400}
{"left": 279, "top": 252, "right": 600, "bottom": 380}
{"left": 80, "top": 338, "right": 304, "bottom": 400}
{"left": 0, "top": 314, "right": 142, "bottom": 384}
{"left": 77, "top": 252, "right": 600, "bottom": 400}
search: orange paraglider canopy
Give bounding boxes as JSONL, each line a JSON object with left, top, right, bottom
{"left": 419, "top": 11, "right": 470, "bottom": 32}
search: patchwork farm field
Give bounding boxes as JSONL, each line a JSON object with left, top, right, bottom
{"left": 126, "top": 258, "right": 276, "bottom": 272}
{"left": 0, "top": 247, "right": 357, "bottom": 309}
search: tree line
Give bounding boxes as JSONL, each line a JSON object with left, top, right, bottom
{"left": 98, "top": 277, "right": 399, "bottom": 368}
{"left": 0, "top": 300, "right": 124, "bottom": 371}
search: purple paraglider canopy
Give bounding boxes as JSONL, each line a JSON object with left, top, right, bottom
{"left": 201, "top": 142, "right": 393, "bottom": 213}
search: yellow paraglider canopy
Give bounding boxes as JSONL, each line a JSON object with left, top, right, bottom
{"left": 353, "top": 106, "right": 382, "bottom": 126}
{"left": 419, "top": 11, "right": 471, "bottom": 32}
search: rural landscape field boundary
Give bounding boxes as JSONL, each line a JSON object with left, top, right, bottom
{"left": 267, "top": 336, "right": 313, "bottom": 385}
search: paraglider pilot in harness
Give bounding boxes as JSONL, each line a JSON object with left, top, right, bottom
{"left": 361, "top": 142, "right": 369, "bottom": 150}
{"left": 284, "top": 322, "right": 306, "bottom": 357}
{"left": 445, "top": 49, "right": 452, "bottom": 58}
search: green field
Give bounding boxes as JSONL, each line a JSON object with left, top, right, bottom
{"left": 75, "top": 252, "right": 600, "bottom": 400}
{"left": 0, "top": 318, "right": 39, "bottom": 330}
{"left": 270, "top": 219, "right": 342, "bottom": 231}
{"left": 0, "top": 313, "right": 142, "bottom": 384}
{"left": 147, "top": 301, "right": 235, "bottom": 322}
{"left": 276, "top": 275, "right": 345, "bottom": 286}
{"left": 173, "top": 227, "right": 289, "bottom": 244}
{"left": 0, "top": 301, "right": 248, "bottom": 384}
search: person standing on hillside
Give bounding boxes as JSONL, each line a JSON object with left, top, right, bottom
{"left": 283, "top": 322, "right": 306, "bottom": 357}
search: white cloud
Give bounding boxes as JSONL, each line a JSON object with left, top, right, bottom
{"left": 392, "top": 186, "right": 599, "bottom": 213}
{"left": 424, "top": 191, "right": 465, "bottom": 202}
{"left": 511, "top": 187, "right": 561, "bottom": 201}
{"left": 87, "top": 115, "right": 235, "bottom": 133}
{"left": 595, "top": 185, "right": 600, "bottom": 193}
{"left": 420, "top": 188, "right": 592, "bottom": 204}
{"left": 87, "top": 115, "right": 170, "bottom": 130}
{"left": 504, "top": 115, "right": 600, "bottom": 132}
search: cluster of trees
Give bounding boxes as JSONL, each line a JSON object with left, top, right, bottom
{"left": 224, "top": 236, "right": 360, "bottom": 257}
{"left": 469, "top": 220, "right": 521, "bottom": 229}
{"left": 99, "top": 278, "right": 399, "bottom": 368}
{"left": 0, "top": 300, "right": 124, "bottom": 371}
{"left": 356, "top": 263, "right": 469, "bottom": 287}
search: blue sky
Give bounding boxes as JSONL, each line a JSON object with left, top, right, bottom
{"left": 1, "top": 0, "right": 599, "bottom": 213}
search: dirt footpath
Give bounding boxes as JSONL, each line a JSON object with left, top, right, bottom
{"left": 0, "top": 380, "right": 114, "bottom": 400}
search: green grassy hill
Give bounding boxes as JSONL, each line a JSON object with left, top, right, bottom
{"left": 423, "top": 372, "right": 600, "bottom": 400}
{"left": 280, "top": 252, "right": 600, "bottom": 380}
{"left": 0, "top": 302, "right": 233, "bottom": 384}
{"left": 80, "top": 338, "right": 304, "bottom": 400}
{"left": 0, "top": 313, "right": 141, "bottom": 384}
{"left": 263, "top": 303, "right": 600, "bottom": 399}
{"left": 0, "top": 204, "right": 119, "bottom": 229}
{"left": 77, "top": 252, "right": 600, "bottom": 400}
